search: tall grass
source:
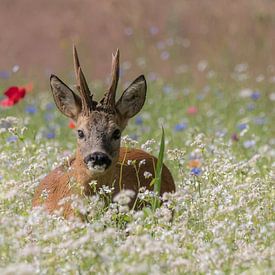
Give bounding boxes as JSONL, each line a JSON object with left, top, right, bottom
{"left": 152, "top": 127, "right": 165, "bottom": 211}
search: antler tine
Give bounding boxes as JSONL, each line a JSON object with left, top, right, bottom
{"left": 73, "top": 45, "right": 80, "bottom": 82}
{"left": 105, "top": 49, "right": 120, "bottom": 108}
{"left": 73, "top": 45, "right": 94, "bottom": 114}
{"left": 78, "top": 67, "right": 93, "bottom": 115}
{"left": 110, "top": 49, "right": 120, "bottom": 92}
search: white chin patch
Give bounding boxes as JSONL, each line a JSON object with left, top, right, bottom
{"left": 87, "top": 162, "right": 107, "bottom": 173}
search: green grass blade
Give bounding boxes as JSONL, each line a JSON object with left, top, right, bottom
{"left": 152, "top": 126, "right": 165, "bottom": 211}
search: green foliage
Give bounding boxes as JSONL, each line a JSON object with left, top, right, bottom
{"left": 152, "top": 127, "right": 165, "bottom": 211}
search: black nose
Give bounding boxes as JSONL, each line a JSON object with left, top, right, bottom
{"left": 84, "top": 152, "right": 111, "bottom": 167}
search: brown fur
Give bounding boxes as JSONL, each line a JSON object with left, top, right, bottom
{"left": 33, "top": 147, "right": 175, "bottom": 218}
{"left": 33, "top": 47, "right": 175, "bottom": 219}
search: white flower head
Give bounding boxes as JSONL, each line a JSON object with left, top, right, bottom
{"left": 113, "top": 189, "right": 135, "bottom": 205}
{"left": 143, "top": 171, "right": 152, "bottom": 179}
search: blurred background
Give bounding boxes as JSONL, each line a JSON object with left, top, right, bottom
{"left": 1, "top": 0, "right": 275, "bottom": 89}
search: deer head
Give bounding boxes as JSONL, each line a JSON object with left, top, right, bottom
{"left": 50, "top": 46, "right": 147, "bottom": 175}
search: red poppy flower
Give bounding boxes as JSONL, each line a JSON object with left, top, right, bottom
{"left": 0, "top": 97, "right": 14, "bottom": 107}
{"left": 187, "top": 106, "right": 198, "bottom": 115}
{"left": 69, "top": 120, "right": 76, "bottom": 129}
{"left": 0, "top": 86, "right": 26, "bottom": 107}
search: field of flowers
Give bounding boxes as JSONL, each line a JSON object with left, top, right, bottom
{"left": 0, "top": 57, "right": 274, "bottom": 274}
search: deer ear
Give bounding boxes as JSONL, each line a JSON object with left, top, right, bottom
{"left": 50, "top": 75, "right": 82, "bottom": 120}
{"left": 116, "top": 75, "right": 146, "bottom": 119}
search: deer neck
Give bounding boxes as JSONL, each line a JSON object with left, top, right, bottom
{"left": 70, "top": 148, "right": 117, "bottom": 193}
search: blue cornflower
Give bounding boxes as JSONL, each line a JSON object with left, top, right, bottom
{"left": 247, "top": 103, "right": 255, "bottom": 111}
{"left": 44, "top": 113, "right": 54, "bottom": 121}
{"left": 129, "top": 134, "right": 138, "bottom": 141}
{"left": 148, "top": 72, "right": 157, "bottom": 81}
{"left": 25, "top": 105, "right": 37, "bottom": 114}
{"left": 253, "top": 117, "right": 266, "bottom": 125}
{"left": 46, "top": 132, "right": 55, "bottom": 139}
{"left": 0, "top": 175, "right": 2, "bottom": 181}
{"left": 251, "top": 91, "right": 260, "bottom": 100}
{"left": 174, "top": 122, "right": 187, "bottom": 132}
{"left": 243, "top": 140, "right": 256, "bottom": 148}
{"left": 162, "top": 85, "right": 173, "bottom": 94}
{"left": 237, "top": 123, "right": 248, "bottom": 131}
{"left": 0, "top": 71, "right": 10, "bottom": 79}
{"left": 191, "top": 167, "right": 202, "bottom": 176}
{"left": 6, "top": 136, "right": 18, "bottom": 143}
{"left": 197, "top": 94, "right": 205, "bottom": 100}
{"left": 46, "top": 102, "right": 54, "bottom": 110}
{"left": 135, "top": 116, "right": 143, "bottom": 125}
{"left": 216, "top": 130, "right": 227, "bottom": 138}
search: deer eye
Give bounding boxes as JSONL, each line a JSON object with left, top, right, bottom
{"left": 77, "top": 129, "right": 85, "bottom": 139}
{"left": 112, "top": 129, "right": 121, "bottom": 140}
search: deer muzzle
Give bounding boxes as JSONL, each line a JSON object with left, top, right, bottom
{"left": 84, "top": 152, "right": 112, "bottom": 173}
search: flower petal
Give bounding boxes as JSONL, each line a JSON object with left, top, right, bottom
{"left": 0, "top": 98, "right": 14, "bottom": 107}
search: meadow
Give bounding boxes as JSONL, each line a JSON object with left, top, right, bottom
{"left": 0, "top": 54, "right": 274, "bottom": 274}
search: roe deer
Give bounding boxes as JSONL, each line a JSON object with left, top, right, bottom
{"left": 33, "top": 46, "right": 175, "bottom": 218}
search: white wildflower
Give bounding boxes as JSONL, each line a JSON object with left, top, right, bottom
{"left": 141, "top": 139, "right": 156, "bottom": 153}
{"left": 144, "top": 171, "right": 153, "bottom": 179}
{"left": 113, "top": 189, "right": 135, "bottom": 205}
{"left": 40, "top": 189, "right": 49, "bottom": 200}
{"left": 139, "top": 159, "right": 146, "bottom": 167}
{"left": 121, "top": 135, "right": 138, "bottom": 147}
{"left": 0, "top": 116, "right": 18, "bottom": 130}
{"left": 127, "top": 159, "right": 136, "bottom": 166}
{"left": 239, "top": 88, "right": 253, "bottom": 98}
{"left": 235, "top": 63, "right": 248, "bottom": 73}
{"left": 0, "top": 263, "right": 35, "bottom": 275}
{"left": 167, "top": 148, "right": 185, "bottom": 162}
{"left": 99, "top": 185, "right": 114, "bottom": 194}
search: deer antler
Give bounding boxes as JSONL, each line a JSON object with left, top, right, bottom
{"left": 101, "top": 49, "right": 120, "bottom": 109}
{"left": 73, "top": 45, "right": 93, "bottom": 115}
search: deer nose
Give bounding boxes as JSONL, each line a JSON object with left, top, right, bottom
{"left": 84, "top": 152, "right": 111, "bottom": 168}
